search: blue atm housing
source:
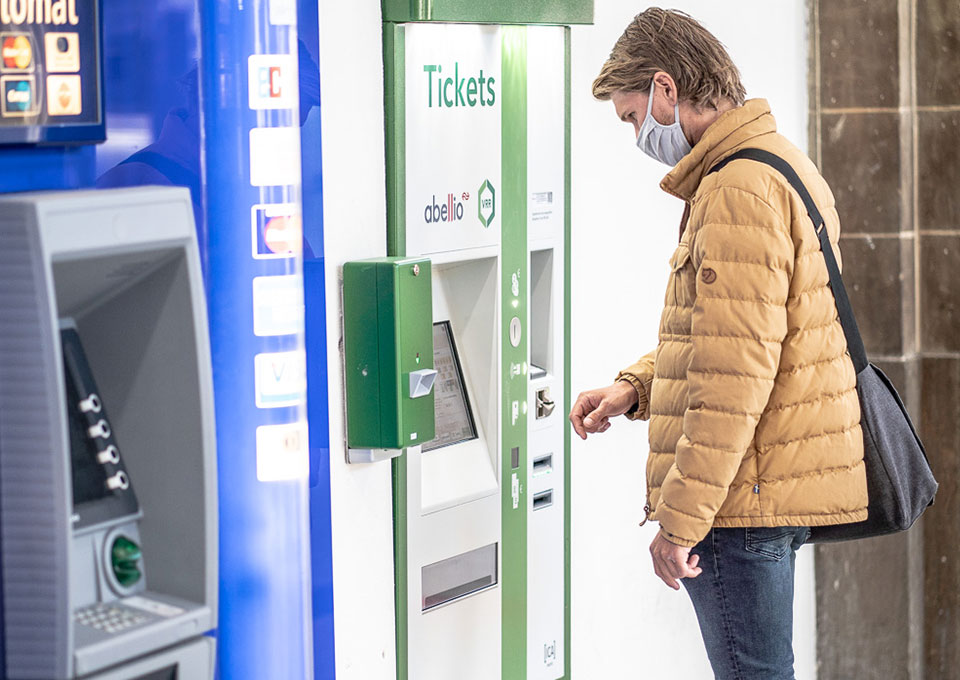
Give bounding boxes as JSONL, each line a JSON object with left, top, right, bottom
{"left": 0, "top": 0, "right": 336, "bottom": 678}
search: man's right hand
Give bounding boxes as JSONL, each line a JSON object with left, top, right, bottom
{"left": 569, "top": 381, "right": 640, "bottom": 440}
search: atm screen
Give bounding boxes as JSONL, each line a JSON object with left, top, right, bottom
{"left": 423, "top": 321, "right": 477, "bottom": 452}
{"left": 61, "top": 325, "right": 139, "bottom": 528}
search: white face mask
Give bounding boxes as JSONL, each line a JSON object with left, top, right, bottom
{"left": 636, "top": 81, "right": 692, "bottom": 166}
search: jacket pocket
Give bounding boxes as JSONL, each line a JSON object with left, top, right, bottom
{"left": 744, "top": 527, "right": 796, "bottom": 561}
{"left": 668, "top": 243, "right": 692, "bottom": 306}
{"left": 669, "top": 243, "right": 691, "bottom": 272}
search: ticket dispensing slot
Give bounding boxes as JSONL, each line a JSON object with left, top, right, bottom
{"left": 421, "top": 543, "right": 498, "bottom": 611}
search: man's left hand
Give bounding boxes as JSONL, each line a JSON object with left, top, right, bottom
{"left": 650, "top": 531, "right": 702, "bottom": 590}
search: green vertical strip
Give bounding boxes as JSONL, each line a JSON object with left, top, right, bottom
{"left": 382, "top": 22, "right": 409, "bottom": 680}
{"left": 562, "top": 26, "right": 572, "bottom": 680}
{"left": 385, "top": 24, "right": 406, "bottom": 259}
{"left": 501, "top": 25, "right": 528, "bottom": 680}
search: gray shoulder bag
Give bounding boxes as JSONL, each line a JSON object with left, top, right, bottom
{"left": 708, "top": 148, "right": 938, "bottom": 543}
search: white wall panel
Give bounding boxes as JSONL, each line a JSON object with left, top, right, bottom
{"left": 570, "top": 2, "right": 813, "bottom": 678}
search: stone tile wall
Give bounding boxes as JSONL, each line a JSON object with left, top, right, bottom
{"left": 810, "top": 0, "right": 960, "bottom": 677}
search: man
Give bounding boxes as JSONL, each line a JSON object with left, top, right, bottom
{"left": 569, "top": 9, "right": 868, "bottom": 679}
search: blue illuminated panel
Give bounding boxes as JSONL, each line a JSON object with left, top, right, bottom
{"left": 297, "top": 0, "right": 336, "bottom": 676}
{"left": 201, "top": 2, "right": 314, "bottom": 678}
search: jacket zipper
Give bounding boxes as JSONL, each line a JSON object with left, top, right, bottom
{"left": 639, "top": 490, "right": 653, "bottom": 527}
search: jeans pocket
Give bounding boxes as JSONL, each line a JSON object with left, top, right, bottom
{"left": 744, "top": 527, "right": 796, "bottom": 561}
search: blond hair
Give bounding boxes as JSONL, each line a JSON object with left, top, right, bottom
{"left": 592, "top": 8, "right": 746, "bottom": 109}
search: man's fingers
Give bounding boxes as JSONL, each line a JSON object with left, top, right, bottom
{"left": 599, "top": 420, "right": 612, "bottom": 433}
{"left": 569, "top": 394, "right": 591, "bottom": 439}
{"left": 663, "top": 555, "right": 685, "bottom": 581}
{"left": 583, "top": 401, "right": 614, "bottom": 430}
{"left": 653, "top": 555, "right": 680, "bottom": 590}
{"left": 652, "top": 559, "right": 676, "bottom": 590}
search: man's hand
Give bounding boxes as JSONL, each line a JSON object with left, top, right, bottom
{"left": 649, "top": 531, "right": 702, "bottom": 590}
{"left": 569, "top": 381, "right": 639, "bottom": 440}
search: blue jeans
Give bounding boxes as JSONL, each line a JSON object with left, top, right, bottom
{"left": 681, "top": 526, "right": 811, "bottom": 680}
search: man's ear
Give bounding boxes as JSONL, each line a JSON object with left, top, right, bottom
{"left": 653, "top": 71, "right": 678, "bottom": 106}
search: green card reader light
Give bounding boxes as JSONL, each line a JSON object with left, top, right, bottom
{"left": 343, "top": 257, "right": 437, "bottom": 463}
{"left": 111, "top": 536, "right": 143, "bottom": 587}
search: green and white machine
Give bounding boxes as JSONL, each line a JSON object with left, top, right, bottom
{"left": 342, "top": 4, "right": 591, "bottom": 680}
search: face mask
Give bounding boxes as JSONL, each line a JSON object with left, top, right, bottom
{"left": 636, "top": 81, "right": 692, "bottom": 166}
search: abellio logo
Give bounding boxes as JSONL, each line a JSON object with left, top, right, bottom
{"left": 424, "top": 192, "right": 467, "bottom": 224}
{"left": 477, "top": 180, "right": 495, "bottom": 228}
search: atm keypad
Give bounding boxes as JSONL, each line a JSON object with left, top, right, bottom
{"left": 74, "top": 603, "right": 147, "bottom": 634}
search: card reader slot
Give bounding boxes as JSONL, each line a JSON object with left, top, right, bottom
{"left": 533, "top": 489, "right": 553, "bottom": 511}
{"left": 532, "top": 453, "right": 553, "bottom": 476}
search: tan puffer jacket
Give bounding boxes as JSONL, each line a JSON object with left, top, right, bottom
{"left": 617, "top": 99, "right": 868, "bottom": 548}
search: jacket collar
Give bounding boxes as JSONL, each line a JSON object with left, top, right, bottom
{"left": 660, "top": 99, "right": 776, "bottom": 202}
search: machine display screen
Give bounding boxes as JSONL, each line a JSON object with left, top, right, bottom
{"left": 423, "top": 321, "right": 477, "bottom": 452}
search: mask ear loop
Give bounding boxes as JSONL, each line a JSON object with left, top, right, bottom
{"left": 672, "top": 97, "right": 683, "bottom": 129}
{"left": 644, "top": 79, "right": 682, "bottom": 129}
{"left": 637, "top": 80, "right": 658, "bottom": 146}
{"left": 644, "top": 80, "right": 656, "bottom": 119}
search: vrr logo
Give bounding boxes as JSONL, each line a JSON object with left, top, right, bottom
{"left": 477, "top": 179, "right": 495, "bottom": 228}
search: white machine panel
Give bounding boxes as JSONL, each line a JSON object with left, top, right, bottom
{"left": 526, "top": 26, "right": 567, "bottom": 680}
{"left": 404, "top": 23, "right": 502, "bottom": 257}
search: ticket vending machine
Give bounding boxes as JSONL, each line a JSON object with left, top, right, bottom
{"left": 345, "top": 4, "right": 592, "bottom": 679}
{"left": 0, "top": 187, "right": 217, "bottom": 679}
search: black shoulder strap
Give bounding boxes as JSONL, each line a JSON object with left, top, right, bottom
{"left": 707, "top": 148, "right": 869, "bottom": 373}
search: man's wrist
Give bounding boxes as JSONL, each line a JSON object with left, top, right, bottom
{"left": 616, "top": 377, "right": 642, "bottom": 414}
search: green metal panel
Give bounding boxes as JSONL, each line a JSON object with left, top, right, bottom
{"left": 382, "top": 0, "right": 593, "bottom": 25}
{"left": 344, "top": 261, "right": 384, "bottom": 447}
{"left": 383, "top": 22, "right": 410, "bottom": 680}
{"left": 343, "top": 257, "right": 434, "bottom": 450}
{"left": 501, "top": 24, "right": 528, "bottom": 680}
{"left": 562, "top": 25, "right": 572, "bottom": 680}
{"left": 385, "top": 24, "right": 406, "bottom": 258}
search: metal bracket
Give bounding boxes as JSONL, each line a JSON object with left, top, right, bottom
{"left": 346, "top": 448, "right": 404, "bottom": 464}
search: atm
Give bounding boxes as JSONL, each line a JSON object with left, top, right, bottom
{"left": 0, "top": 187, "right": 217, "bottom": 679}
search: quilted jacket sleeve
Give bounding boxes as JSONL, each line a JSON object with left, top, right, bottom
{"left": 615, "top": 348, "right": 657, "bottom": 421}
{"left": 655, "top": 184, "right": 794, "bottom": 547}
